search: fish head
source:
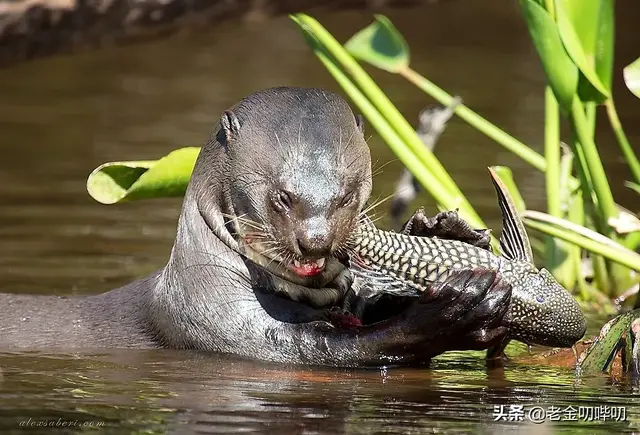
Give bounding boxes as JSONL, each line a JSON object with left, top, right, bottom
{"left": 510, "top": 268, "right": 586, "bottom": 348}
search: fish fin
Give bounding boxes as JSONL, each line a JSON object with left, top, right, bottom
{"left": 488, "top": 167, "right": 534, "bottom": 263}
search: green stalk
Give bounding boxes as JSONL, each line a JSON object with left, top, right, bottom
{"left": 567, "top": 131, "right": 602, "bottom": 233}
{"left": 592, "top": 240, "right": 611, "bottom": 294}
{"left": 570, "top": 96, "right": 618, "bottom": 225}
{"left": 523, "top": 217, "right": 640, "bottom": 272}
{"left": 294, "top": 14, "right": 461, "bottom": 197}
{"left": 401, "top": 67, "right": 547, "bottom": 173}
{"left": 307, "top": 42, "right": 488, "bottom": 231}
{"left": 584, "top": 102, "right": 597, "bottom": 139}
{"left": 606, "top": 99, "right": 640, "bottom": 183}
{"left": 568, "top": 192, "right": 589, "bottom": 300}
{"left": 559, "top": 149, "right": 588, "bottom": 297}
{"left": 625, "top": 231, "right": 640, "bottom": 251}
{"left": 544, "top": 86, "right": 562, "bottom": 272}
{"left": 575, "top": 100, "right": 612, "bottom": 293}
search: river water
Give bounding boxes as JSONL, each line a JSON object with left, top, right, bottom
{"left": 0, "top": 0, "right": 639, "bottom": 433}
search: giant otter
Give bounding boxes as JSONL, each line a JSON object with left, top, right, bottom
{"left": 0, "top": 87, "right": 512, "bottom": 367}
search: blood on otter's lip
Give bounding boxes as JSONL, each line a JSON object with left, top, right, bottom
{"left": 290, "top": 258, "right": 326, "bottom": 277}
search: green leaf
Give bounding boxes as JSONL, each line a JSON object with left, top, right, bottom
{"left": 555, "top": 0, "right": 610, "bottom": 102}
{"left": 577, "top": 310, "right": 639, "bottom": 375}
{"left": 344, "top": 15, "right": 409, "bottom": 73}
{"left": 523, "top": 210, "right": 640, "bottom": 272}
{"left": 559, "top": 0, "right": 599, "bottom": 55}
{"left": 594, "top": 0, "right": 615, "bottom": 95}
{"left": 87, "top": 147, "right": 200, "bottom": 204}
{"left": 563, "top": 0, "right": 614, "bottom": 101}
{"left": 624, "top": 57, "right": 640, "bottom": 99}
{"left": 520, "top": 0, "right": 579, "bottom": 111}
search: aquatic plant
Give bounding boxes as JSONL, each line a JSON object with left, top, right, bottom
{"left": 287, "top": 6, "right": 640, "bottom": 305}
{"left": 576, "top": 309, "right": 640, "bottom": 376}
{"left": 86, "top": 5, "right": 640, "bottom": 310}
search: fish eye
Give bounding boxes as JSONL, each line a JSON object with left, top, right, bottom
{"left": 536, "top": 295, "right": 545, "bottom": 303}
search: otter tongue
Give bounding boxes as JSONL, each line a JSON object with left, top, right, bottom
{"left": 292, "top": 258, "right": 325, "bottom": 277}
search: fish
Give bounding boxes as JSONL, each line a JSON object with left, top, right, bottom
{"left": 347, "top": 168, "right": 587, "bottom": 357}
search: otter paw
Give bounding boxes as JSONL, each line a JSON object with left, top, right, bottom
{"left": 400, "top": 208, "right": 492, "bottom": 251}
{"left": 436, "top": 269, "right": 512, "bottom": 350}
{"left": 401, "top": 268, "right": 512, "bottom": 359}
{"left": 325, "top": 267, "right": 354, "bottom": 297}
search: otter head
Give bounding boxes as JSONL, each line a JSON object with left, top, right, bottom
{"left": 218, "top": 87, "right": 372, "bottom": 287}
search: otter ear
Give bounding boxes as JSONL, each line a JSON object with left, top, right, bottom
{"left": 355, "top": 114, "right": 365, "bottom": 134}
{"left": 218, "top": 110, "right": 241, "bottom": 150}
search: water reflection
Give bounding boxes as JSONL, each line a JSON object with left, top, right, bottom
{"left": 0, "top": 0, "right": 639, "bottom": 432}
{"left": 0, "top": 350, "right": 638, "bottom": 433}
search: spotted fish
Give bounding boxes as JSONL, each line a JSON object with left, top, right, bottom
{"left": 348, "top": 168, "right": 586, "bottom": 356}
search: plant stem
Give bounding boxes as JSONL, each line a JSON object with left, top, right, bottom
{"left": 400, "top": 67, "right": 548, "bottom": 173}
{"left": 523, "top": 217, "right": 640, "bottom": 272}
{"left": 606, "top": 99, "right": 640, "bottom": 183}
{"left": 584, "top": 102, "right": 597, "bottom": 139}
{"left": 294, "top": 14, "right": 461, "bottom": 198}
{"left": 570, "top": 96, "right": 618, "bottom": 225}
{"left": 568, "top": 192, "right": 589, "bottom": 300}
{"left": 625, "top": 231, "right": 640, "bottom": 251}
{"left": 308, "top": 43, "right": 488, "bottom": 231}
{"left": 544, "top": 86, "right": 562, "bottom": 272}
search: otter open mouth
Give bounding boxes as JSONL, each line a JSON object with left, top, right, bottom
{"left": 289, "top": 258, "right": 326, "bottom": 277}
{"left": 240, "top": 235, "right": 328, "bottom": 279}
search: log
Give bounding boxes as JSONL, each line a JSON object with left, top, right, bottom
{"left": 0, "top": 0, "right": 434, "bottom": 68}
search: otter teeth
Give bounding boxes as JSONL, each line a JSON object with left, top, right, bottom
{"left": 293, "top": 258, "right": 326, "bottom": 268}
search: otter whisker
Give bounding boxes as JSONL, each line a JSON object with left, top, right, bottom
{"left": 371, "top": 159, "right": 397, "bottom": 179}
{"left": 356, "top": 213, "right": 386, "bottom": 230}
{"left": 222, "top": 213, "right": 267, "bottom": 232}
{"left": 258, "top": 245, "right": 287, "bottom": 260}
{"left": 359, "top": 193, "right": 397, "bottom": 218}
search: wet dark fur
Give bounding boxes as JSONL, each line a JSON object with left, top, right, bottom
{"left": 0, "top": 87, "right": 513, "bottom": 367}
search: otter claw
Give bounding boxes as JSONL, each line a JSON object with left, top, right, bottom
{"left": 401, "top": 208, "right": 492, "bottom": 251}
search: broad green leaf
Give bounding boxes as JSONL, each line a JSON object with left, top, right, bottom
{"left": 87, "top": 147, "right": 200, "bottom": 204}
{"left": 520, "top": 0, "right": 579, "bottom": 111}
{"left": 555, "top": 0, "right": 610, "bottom": 102}
{"left": 559, "top": 0, "right": 599, "bottom": 55}
{"left": 624, "top": 57, "right": 640, "bottom": 99}
{"left": 577, "top": 310, "right": 639, "bottom": 375}
{"left": 562, "top": 0, "right": 615, "bottom": 101}
{"left": 345, "top": 15, "right": 409, "bottom": 73}
{"left": 523, "top": 210, "right": 640, "bottom": 272}
{"left": 594, "top": 0, "right": 615, "bottom": 94}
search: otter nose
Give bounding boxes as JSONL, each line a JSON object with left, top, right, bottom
{"left": 294, "top": 216, "right": 333, "bottom": 258}
{"left": 295, "top": 234, "right": 332, "bottom": 258}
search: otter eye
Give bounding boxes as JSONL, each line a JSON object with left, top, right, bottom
{"left": 273, "top": 190, "right": 294, "bottom": 211}
{"left": 339, "top": 191, "right": 356, "bottom": 208}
